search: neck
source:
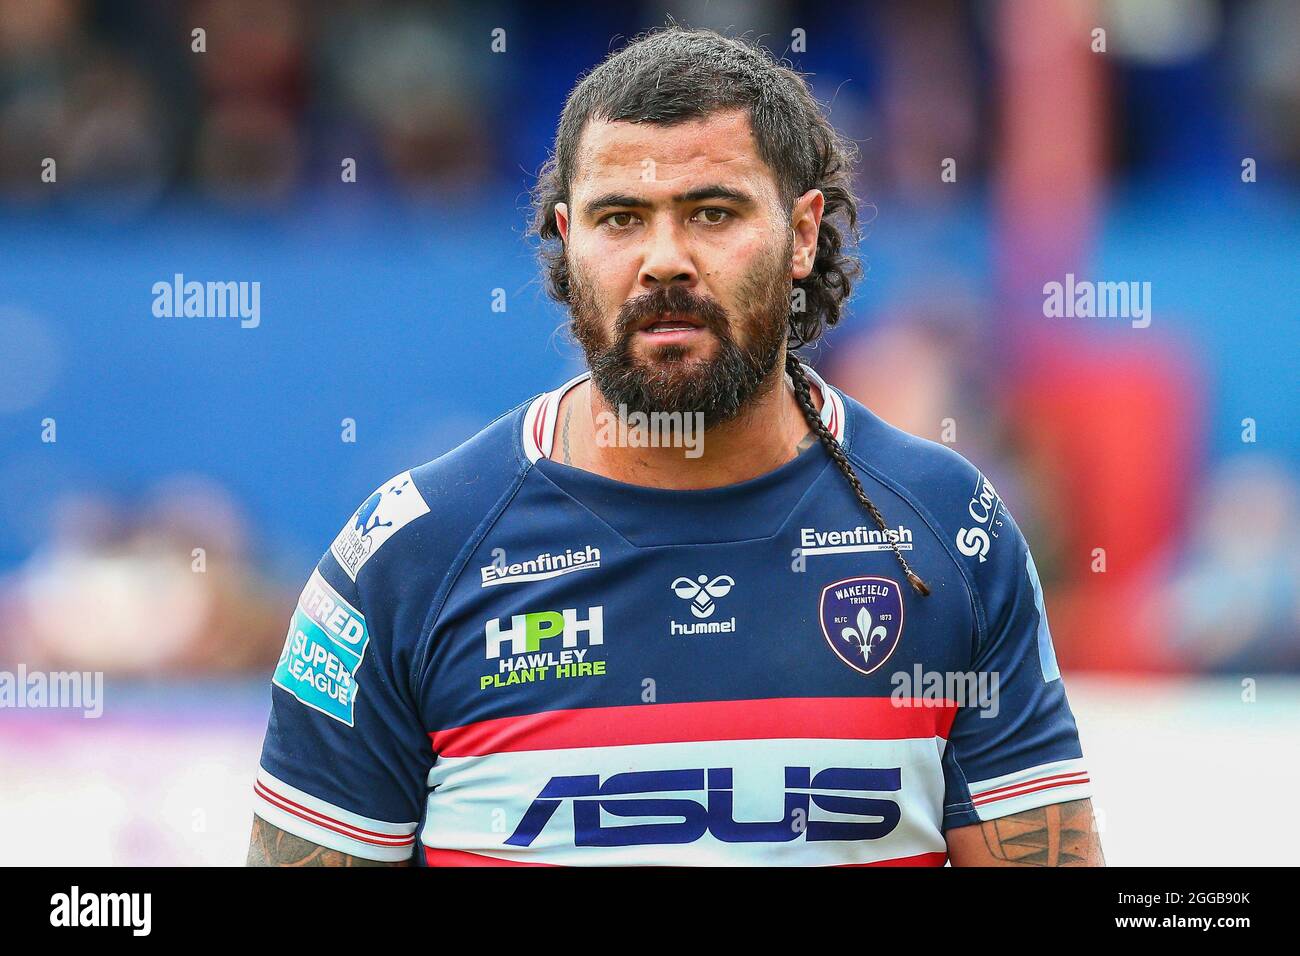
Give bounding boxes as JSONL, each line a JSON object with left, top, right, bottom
{"left": 553, "top": 358, "right": 823, "bottom": 489}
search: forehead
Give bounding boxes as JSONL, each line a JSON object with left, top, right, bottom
{"left": 570, "top": 110, "right": 778, "bottom": 202}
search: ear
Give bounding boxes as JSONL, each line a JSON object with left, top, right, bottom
{"left": 790, "top": 189, "right": 824, "bottom": 281}
{"left": 555, "top": 202, "right": 570, "bottom": 243}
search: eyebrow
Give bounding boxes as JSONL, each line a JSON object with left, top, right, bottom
{"left": 582, "top": 185, "right": 757, "bottom": 216}
{"left": 675, "top": 185, "right": 755, "bottom": 206}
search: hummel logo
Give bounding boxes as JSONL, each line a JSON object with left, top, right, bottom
{"left": 670, "top": 574, "right": 735, "bottom": 619}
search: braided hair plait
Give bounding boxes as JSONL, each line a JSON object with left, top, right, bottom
{"left": 787, "top": 353, "right": 931, "bottom": 597}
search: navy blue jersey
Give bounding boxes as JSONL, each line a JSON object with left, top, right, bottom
{"left": 255, "top": 365, "right": 1090, "bottom": 865}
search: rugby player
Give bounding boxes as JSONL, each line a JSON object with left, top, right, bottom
{"left": 248, "top": 27, "right": 1103, "bottom": 867}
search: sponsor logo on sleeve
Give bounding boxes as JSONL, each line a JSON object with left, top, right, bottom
{"left": 273, "top": 570, "right": 370, "bottom": 725}
{"left": 955, "top": 474, "right": 1004, "bottom": 563}
{"left": 330, "top": 471, "right": 430, "bottom": 581}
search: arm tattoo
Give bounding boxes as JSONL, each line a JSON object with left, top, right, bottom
{"left": 561, "top": 404, "right": 573, "bottom": 464}
{"left": 246, "top": 816, "right": 408, "bottom": 867}
{"left": 978, "top": 799, "right": 1104, "bottom": 866}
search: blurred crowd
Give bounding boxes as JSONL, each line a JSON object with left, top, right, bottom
{"left": 824, "top": 300, "right": 1300, "bottom": 674}
{"left": 0, "top": 477, "right": 287, "bottom": 674}
{"left": 0, "top": 0, "right": 1297, "bottom": 676}
{"left": 3, "top": 0, "right": 1297, "bottom": 208}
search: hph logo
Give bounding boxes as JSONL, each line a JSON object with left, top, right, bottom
{"left": 670, "top": 574, "right": 734, "bottom": 618}
{"left": 485, "top": 607, "right": 604, "bottom": 659}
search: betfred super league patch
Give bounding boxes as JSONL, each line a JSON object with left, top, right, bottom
{"left": 818, "top": 576, "right": 905, "bottom": 676}
{"left": 273, "top": 570, "right": 370, "bottom": 725}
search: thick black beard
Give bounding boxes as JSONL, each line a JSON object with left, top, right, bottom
{"left": 569, "top": 248, "right": 791, "bottom": 429}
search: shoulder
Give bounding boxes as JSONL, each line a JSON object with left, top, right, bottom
{"left": 836, "top": 387, "right": 997, "bottom": 546}
{"left": 325, "top": 397, "right": 537, "bottom": 603}
{"left": 834, "top": 386, "right": 1032, "bottom": 646}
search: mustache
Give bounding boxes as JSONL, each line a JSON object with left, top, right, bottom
{"left": 616, "top": 285, "right": 730, "bottom": 336}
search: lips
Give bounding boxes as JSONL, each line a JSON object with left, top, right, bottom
{"left": 636, "top": 313, "right": 706, "bottom": 333}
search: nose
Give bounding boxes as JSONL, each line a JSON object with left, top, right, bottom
{"left": 639, "top": 219, "right": 697, "bottom": 290}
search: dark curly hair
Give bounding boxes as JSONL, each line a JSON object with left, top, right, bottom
{"left": 530, "top": 25, "right": 862, "bottom": 349}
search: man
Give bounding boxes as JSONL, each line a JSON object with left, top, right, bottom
{"left": 248, "top": 27, "right": 1102, "bottom": 867}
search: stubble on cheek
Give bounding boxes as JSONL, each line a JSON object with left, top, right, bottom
{"left": 567, "top": 250, "right": 614, "bottom": 355}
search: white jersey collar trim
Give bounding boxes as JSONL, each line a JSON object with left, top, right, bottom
{"left": 522, "top": 362, "right": 844, "bottom": 464}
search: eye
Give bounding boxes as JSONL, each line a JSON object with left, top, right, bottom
{"left": 692, "top": 207, "right": 731, "bottom": 225}
{"left": 601, "top": 212, "right": 640, "bottom": 229}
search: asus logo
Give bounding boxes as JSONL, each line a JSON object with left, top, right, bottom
{"left": 506, "top": 766, "right": 902, "bottom": 847}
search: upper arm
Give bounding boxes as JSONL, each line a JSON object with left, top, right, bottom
{"left": 946, "top": 797, "right": 1105, "bottom": 866}
{"left": 939, "top": 473, "right": 1095, "bottom": 838}
{"left": 246, "top": 816, "right": 410, "bottom": 867}
{"left": 253, "top": 472, "right": 435, "bottom": 865}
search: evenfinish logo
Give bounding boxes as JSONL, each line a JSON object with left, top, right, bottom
{"left": 50, "top": 886, "right": 151, "bottom": 936}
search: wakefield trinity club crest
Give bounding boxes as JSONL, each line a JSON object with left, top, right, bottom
{"left": 818, "top": 576, "right": 905, "bottom": 676}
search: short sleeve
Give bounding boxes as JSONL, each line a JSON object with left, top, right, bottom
{"left": 941, "top": 488, "right": 1091, "bottom": 830}
{"left": 254, "top": 481, "right": 434, "bottom": 861}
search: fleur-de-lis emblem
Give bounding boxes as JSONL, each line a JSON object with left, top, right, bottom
{"left": 841, "top": 607, "right": 889, "bottom": 663}
{"left": 819, "top": 577, "right": 904, "bottom": 676}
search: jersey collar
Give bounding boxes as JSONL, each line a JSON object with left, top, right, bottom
{"left": 522, "top": 362, "right": 846, "bottom": 464}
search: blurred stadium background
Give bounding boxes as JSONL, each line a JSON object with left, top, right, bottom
{"left": 0, "top": 0, "right": 1296, "bottom": 865}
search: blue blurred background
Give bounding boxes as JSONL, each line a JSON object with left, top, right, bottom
{"left": 0, "top": 0, "right": 1296, "bottom": 865}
